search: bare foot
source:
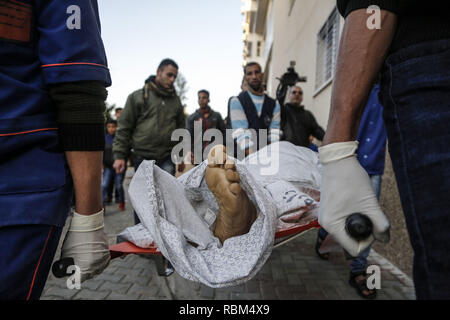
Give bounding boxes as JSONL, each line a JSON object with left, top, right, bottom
{"left": 206, "top": 145, "right": 257, "bottom": 244}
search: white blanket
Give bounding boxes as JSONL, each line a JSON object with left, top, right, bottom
{"left": 119, "top": 141, "right": 322, "bottom": 288}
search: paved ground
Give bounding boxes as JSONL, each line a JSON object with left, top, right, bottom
{"left": 41, "top": 169, "right": 416, "bottom": 300}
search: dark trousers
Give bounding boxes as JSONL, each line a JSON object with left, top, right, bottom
{"left": 380, "top": 39, "right": 450, "bottom": 299}
{"left": 0, "top": 225, "right": 63, "bottom": 300}
{"left": 102, "top": 166, "right": 125, "bottom": 204}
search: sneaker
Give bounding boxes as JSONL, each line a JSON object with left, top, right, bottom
{"left": 118, "top": 202, "right": 125, "bottom": 211}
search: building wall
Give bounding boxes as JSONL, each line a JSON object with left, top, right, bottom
{"left": 242, "top": 0, "right": 266, "bottom": 67}
{"left": 265, "top": 0, "right": 341, "bottom": 128}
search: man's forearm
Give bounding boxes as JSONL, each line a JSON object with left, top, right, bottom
{"left": 49, "top": 81, "right": 107, "bottom": 216}
{"left": 323, "top": 9, "right": 397, "bottom": 145}
{"left": 314, "top": 124, "right": 325, "bottom": 141}
{"left": 66, "top": 151, "right": 103, "bottom": 215}
{"left": 113, "top": 131, "right": 132, "bottom": 160}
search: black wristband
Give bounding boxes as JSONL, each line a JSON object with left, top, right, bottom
{"left": 58, "top": 123, "right": 105, "bottom": 151}
{"left": 49, "top": 81, "right": 108, "bottom": 124}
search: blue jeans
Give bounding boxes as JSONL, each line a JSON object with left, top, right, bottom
{"left": 319, "top": 174, "right": 382, "bottom": 274}
{"left": 369, "top": 174, "right": 382, "bottom": 200}
{"left": 132, "top": 155, "right": 175, "bottom": 224}
{"left": 102, "top": 166, "right": 125, "bottom": 205}
{"left": 379, "top": 39, "right": 450, "bottom": 299}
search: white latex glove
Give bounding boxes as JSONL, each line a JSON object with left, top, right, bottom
{"left": 60, "top": 209, "right": 111, "bottom": 282}
{"left": 318, "top": 141, "right": 390, "bottom": 257}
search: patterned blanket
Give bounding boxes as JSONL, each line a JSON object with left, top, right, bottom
{"left": 119, "top": 142, "right": 322, "bottom": 287}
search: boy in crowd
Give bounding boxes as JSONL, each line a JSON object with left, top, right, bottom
{"left": 103, "top": 120, "right": 125, "bottom": 211}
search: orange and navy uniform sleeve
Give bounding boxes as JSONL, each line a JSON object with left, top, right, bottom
{"left": 36, "top": 0, "right": 111, "bottom": 86}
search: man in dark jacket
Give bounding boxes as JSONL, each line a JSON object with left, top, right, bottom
{"left": 281, "top": 86, "right": 325, "bottom": 147}
{"left": 186, "top": 90, "right": 226, "bottom": 163}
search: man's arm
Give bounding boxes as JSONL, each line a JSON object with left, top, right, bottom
{"left": 323, "top": 9, "right": 397, "bottom": 145}
{"left": 309, "top": 112, "right": 325, "bottom": 142}
{"left": 216, "top": 113, "right": 227, "bottom": 140}
{"left": 65, "top": 152, "right": 103, "bottom": 215}
{"left": 38, "top": 0, "right": 111, "bottom": 281}
{"left": 113, "top": 93, "right": 137, "bottom": 160}
{"left": 229, "top": 97, "right": 253, "bottom": 154}
{"left": 269, "top": 101, "right": 282, "bottom": 144}
{"left": 49, "top": 81, "right": 110, "bottom": 280}
{"left": 48, "top": 81, "right": 107, "bottom": 215}
{"left": 317, "top": 8, "right": 396, "bottom": 257}
{"left": 186, "top": 114, "right": 196, "bottom": 156}
{"left": 176, "top": 102, "right": 187, "bottom": 130}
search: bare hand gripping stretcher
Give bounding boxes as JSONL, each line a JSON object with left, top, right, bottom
{"left": 53, "top": 142, "right": 372, "bottom": 286}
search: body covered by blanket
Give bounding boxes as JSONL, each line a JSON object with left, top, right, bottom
{"left": 119, "top": 141, "right": 321, "bottom": 287}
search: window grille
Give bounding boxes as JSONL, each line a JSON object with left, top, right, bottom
{"left": 315, "top": 8, "right": 340, "bottom": 90}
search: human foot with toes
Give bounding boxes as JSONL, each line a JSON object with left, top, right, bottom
{"left": 206, "top": 145, "right": 257, "bottom": 244}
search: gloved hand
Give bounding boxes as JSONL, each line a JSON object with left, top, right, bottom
{"left": 60, "top": 209, "right": 111, "bottom": 282}
{"left": 318, "top": 141, "right": 390, "bottom": 257}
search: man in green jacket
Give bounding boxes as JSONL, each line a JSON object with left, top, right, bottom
{"left": 113, "top": 59, "right": 185, "bottom": 219}
{"left": 113, "top": 58, "right": 185, "bottom": 171}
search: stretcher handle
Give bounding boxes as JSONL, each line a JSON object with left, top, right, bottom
{"left": 345, "top": 213, "right": 373, "bottom": 241}
{"left": 52, "top": 257, "right": 75, "bottom": 278}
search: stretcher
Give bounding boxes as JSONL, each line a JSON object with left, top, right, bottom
{"left": 108, "top": 219, "right": 321, "bottom": 259}
{"left": 52, "top": 213, "right": 369, "bottom": 278}
{"left": 107, "top": 219, "right": 321, "bottom": 277}
{"left": 52, "top": 219, "right": 320, "bottom": 278}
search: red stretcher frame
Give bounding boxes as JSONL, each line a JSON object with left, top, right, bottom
{"left": 109, "top": 219, "right": 320, "bottom": 260}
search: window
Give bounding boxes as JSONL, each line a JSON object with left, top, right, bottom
{"left": 315, "top": 8, "right": 340, "bottom": 91}
{"left": 247, "top": 41, "right": 253, "bottom": 58}
{"left": 257, "top": 41, "right": 261, "bottom": 57}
